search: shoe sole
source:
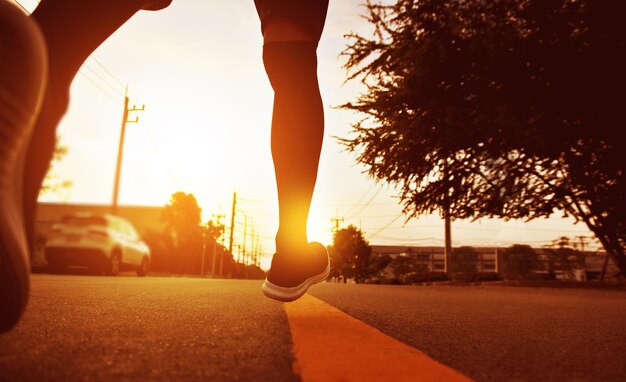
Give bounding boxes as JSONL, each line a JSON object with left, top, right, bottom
{"left": 262, "top": 263, "right": 330, "bottom": 302}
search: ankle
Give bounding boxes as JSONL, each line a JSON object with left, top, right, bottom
{"left": 275, "top": 230, "right": 308, "bottom": 254}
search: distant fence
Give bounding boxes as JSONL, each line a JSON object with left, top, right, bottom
{"left": 371, "top": 245, "right": 615, "bottom": 281}
{"left": 400, "top": 249, "right": 497, "bottom": 273}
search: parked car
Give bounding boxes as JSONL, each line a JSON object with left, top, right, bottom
{"left": 45, "top": 212, "right": 150, "bottom": 276}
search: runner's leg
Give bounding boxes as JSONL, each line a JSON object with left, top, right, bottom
{"left": 23, "top": 0, "right": 171, "bottom": 253}
{"left": 263, "top": 25, "right": 323, "bottom": 257}
{"left": 257, "top": 1, "right": 330, "bottom": 296}
{"left": 0, "top": 0, "right": 47, "bottom": 332}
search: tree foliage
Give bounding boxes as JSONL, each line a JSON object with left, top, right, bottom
{"left": 161, "top": 192, "right": 203, "bottom": 274}
{"left": 202, "top": 219, "right": 237, "bottom": 277}
{"left": 501, "top": 244, "right": 540, "bottom": 280}
{"left": 542, "top": 236, "right": 586, "bottom": 280}
{"left": 40, "top": 136, "right": 72, "bottom": 197}
{"left": 386, "top": 254, "right": 430, "bottom": 283}
{"left": 369, "top": 253, "right": 392, "bottom": 279}
{"left": 330, "top": 225, "right": 373, "bottom": 283}
{"left": 341, "top": 0, "right": 625, "bottom": 274}
{"left": 450, "top": 246, "right": 479, "bottom": 280}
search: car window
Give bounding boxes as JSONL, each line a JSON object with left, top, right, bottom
{"left": 125, "top": 222, "right": 139, "bottom": 241}
{"left": 108, "top": 220, "right": 119, "bottom": 232}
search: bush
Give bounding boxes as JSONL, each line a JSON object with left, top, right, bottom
{"left": 476, "top": 272, "right": 501, "bottom": 282}
{"left": 428, "top": 272, "right": 449, "bottom": 282}
{"left": 380, "top": 278, "right": 402, "bottom": 285}
{"left": 451, "top": 246, "right": 479, "bottom": 281}
{"left": 400, "top": 271, "right": 450, "bottom": 284}
{"left": 400, "top": 272, "right": 428, "bottom": 284}
{"left": 502, "top": 245, "right": 540, "bottom": 280}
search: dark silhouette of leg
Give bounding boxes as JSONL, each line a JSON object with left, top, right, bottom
{"left": 258, "top": 3, "right": 331, "bottom": 301}
{"left": 23, "top": 0, "right": 171, "bottom": 253}
{"left": 0, "top": 0, "right": 47, "bottom": 332}
{"left": 264, "top": 38, "right": 324, "bottom": 256}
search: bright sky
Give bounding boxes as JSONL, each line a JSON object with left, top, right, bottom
{"left": 18, "top": 0, "right": 596, "bottom": 269}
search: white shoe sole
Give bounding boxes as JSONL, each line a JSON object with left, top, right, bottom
{"left": 262, "top": 263, "right": 330, "bottom": 302}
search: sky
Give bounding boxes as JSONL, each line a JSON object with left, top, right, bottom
{"left": 17, "top": 0, "right": 597, "bottom": 269}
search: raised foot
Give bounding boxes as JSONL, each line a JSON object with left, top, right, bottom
{"left": 262, "top": 242, "right": 330, "bottom": 302}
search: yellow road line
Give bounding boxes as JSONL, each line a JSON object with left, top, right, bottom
{"left": 285, "top": 294, "right": 473, "bottom": 382}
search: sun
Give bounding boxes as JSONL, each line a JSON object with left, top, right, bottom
{"left": 307, "top": 208, "right": 335, "bottom": 247}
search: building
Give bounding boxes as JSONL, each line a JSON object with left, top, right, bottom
{"left": 371, "top": 245, "right": 498, "bottom": 274}
{"left": 370, "top": 244, "right": 615, "bottom": 281}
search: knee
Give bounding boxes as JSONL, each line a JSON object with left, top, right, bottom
{"left": 263, "top": 41, "right": 318, "bottom": 92}
{"left": 0, "top": 1, "right": 48, "bottom": 127}
{"left": 263, "top": 17, "right": 314, "bottom": 44}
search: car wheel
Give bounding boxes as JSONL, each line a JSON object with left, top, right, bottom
{"left": 136, "top": 256, "right": 149, "bottom": 277}
{"left": 105, "top": 251, "right": 121, "bottom": 276}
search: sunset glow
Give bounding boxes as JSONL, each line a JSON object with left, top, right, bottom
{"left": 18, "top": 0, "right": 596, "bottom": 269}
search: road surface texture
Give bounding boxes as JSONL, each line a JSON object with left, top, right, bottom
{"left": 310, "top": 283, "right": 626, "bottom": 381}
{"left": 0, "top": 275, "right": 296, "bottom": 382}
{"left": 1, "top": 274, "right": 625, "bottom": 381}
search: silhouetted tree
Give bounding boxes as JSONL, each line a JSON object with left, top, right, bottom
{"left": 202, "top": 219, "right": 226, "bottom": 276}
{"left": 386, "top": 253, "right": 426, "bottom": 281}
{"left": 389, "top": 255, "right": 414, "bottom": 279}
{"left": 501, "top": 244, "right": 540, "bottom": 280}
{"left": 142, "top": 229, "right": 174, "bottom": 272}
{"left": 40, "top": 136, "right": 72, "bottom": 197}
{"left": 369, "top": 253, "right": 392, "bottom": 279}
{"left": 341, "top": 0, "right": 625, "bottom": 275}
{"left": 543, "top": 236, "right": 585, "bottom": 280}
{"left": 161, "top": 192, "right": 203, "bottom": 274}
{"left": 330, "top": 225, "right": 372, "bottom": 283}
{"left": 232, "top": 262, "right": 266, "bottom": 280}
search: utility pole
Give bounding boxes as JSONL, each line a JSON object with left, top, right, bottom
{"left": 224, "top": 192, "right": 236, "bottom": 276}
{"left": 576, "top": 235, "right": 588, "bottom": 253}
{"left": 201, "top": 235, "right": 207, "bottom": 277}
{"left": 210, "top": 213, "right": 225, "bottom": 277}
{"left": 242, "top": 215, "right": 248, "bottom": 264}
{"left": 443, "top": 199, "right": 452, "bottom": 275}
{"left": 254, "top": 233, "right": 260, "bottom": 267}
{"left": 331, "top": 216, "right": 344, "bottom": 234}
{"left": 112, "top": 85, "right": 144, "bottom": 215}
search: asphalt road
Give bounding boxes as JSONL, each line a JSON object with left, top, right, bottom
{"left": 1, "top": 275, "right": 625, "bottom": 381}
{"left": 0, "top": 275, "right": 296, "bottom": 382}
{"left": 310, "top": 283, "right": 626, "bottom": 381}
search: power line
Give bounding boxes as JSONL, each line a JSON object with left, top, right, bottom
{"left": 139, "top": 124, "right": 181, "bottom": 188}
{"left": 12, "top": 0, "right": 182, "bottom": 197}
{"left": 341, "top": 183, "right": 377, "bottom": 216}
{"left": 368, "top": 214, "right": 405, "bottom": 239}
{"left": 237, "top": 194, "right": 399, "bottom": 208}
{"left": 12, "top": 1, "right": 132, "bottom": 105}
{"left": 372, "top": 234, "right": 439, "bottom": 242}
{"left": 76, "top": 71, "right": 123, "bottom": 105}
{"left": 90, "top": 56, "right": 126, "bottom": 88}
{"left": 346, "top": 187, "right": 384, "bottom": 219}
{"left": 82, "top": 63, "right": 126, "bottom": 98}
{"left": 331, "top": 216, "right": 344, "bottom": 234}
{"left": 12, "top": 1, "right": 127, "bottom": 105}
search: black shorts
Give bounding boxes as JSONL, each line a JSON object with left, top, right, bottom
{"left": 254, "top": 0, "right": 329, "bottom": 43}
